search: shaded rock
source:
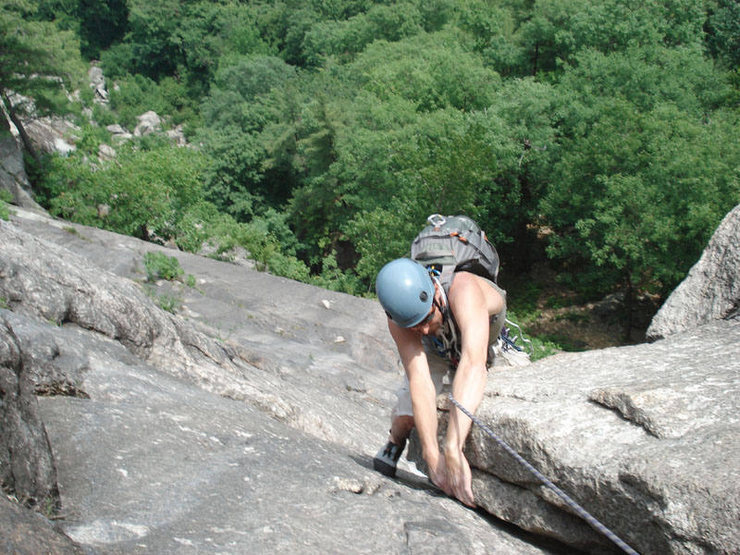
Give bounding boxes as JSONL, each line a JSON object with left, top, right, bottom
{"left": 647, "top": 204, "right": 740, "bottom": 340}
{"left": 0, "top": 495, "right": 82, "bottom": 554}
{"left": 166, "top": 123, "right": 187, "bottom": 146}
{"left": 21, "top": 114, "right": 77, "bottom": 156}
{"left": 97, "top": 143, "right": 116, "bottom": 161}
{"left": 0, "top": 312, "right": 60, "bottom": 508}
{"left": 106, "top": 123, "right": 133, "bottom": 144}
{"left": 88, "top": 64, "right": 108, "bottom": 103}
{"left": 0, "top": 130, "right": 44, "bottom": 210}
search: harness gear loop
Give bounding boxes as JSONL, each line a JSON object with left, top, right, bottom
{"left": 448, "top": 394, "right": 639, "bottom": 555}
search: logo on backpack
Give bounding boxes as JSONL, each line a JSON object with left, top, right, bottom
{"left": 410, "top": 214, "right": 500, "bottom": 287}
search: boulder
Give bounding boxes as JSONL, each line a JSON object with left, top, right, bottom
{"left": 647, "top": 204, "right": 740, "bottom": 340}
{"left": 88, "top": 64, "right": 108, "bottom": 103}
{"left": 106, "top": 123, "right": 134, "bottom": 144}
{"left": 20, "top": 114, "right": 77, "bottom": 156}
{"left": 134, "top": 111, "right": 162, "bottom": 137}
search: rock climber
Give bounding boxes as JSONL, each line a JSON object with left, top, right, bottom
{"left": 372, "top": 257, "right": 506, "bottom": 507}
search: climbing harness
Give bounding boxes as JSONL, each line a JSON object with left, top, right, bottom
{"left": 448, "top": 394, "right": 639, "bottom": 555}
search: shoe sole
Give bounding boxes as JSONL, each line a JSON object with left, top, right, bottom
{"left": 373, "top": 457, "right": 397, "bottom": 478}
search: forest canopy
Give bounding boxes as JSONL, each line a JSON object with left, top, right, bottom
{"left": 3, "top": 0, "right": 739, "bottom": 340}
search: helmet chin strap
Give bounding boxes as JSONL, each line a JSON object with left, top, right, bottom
{"left": 431, "top": 274, "right": 449, "bottom": 314}
{"left": 431, "top": 274, "right": 449, "bottom": 319}
{"left": 429, "top": 273, "right": 459, "bottom": 362}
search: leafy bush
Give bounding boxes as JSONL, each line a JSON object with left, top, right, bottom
{"left": 0, "top": 190, "right": 13, "bottom": 220}
{"left": 74, "top": 124, "right": 112, "bottom": 157}
{"left": 41, "top": 142, "right": 208, "bottom": 241}
{"left": 175, "top": 201, "right": 311, "bottom": 283}
{"left": 107, "top": 73, "right": 175, "bottom": 130}
{"left": 143, "top": 252, "right": 183, "bottom": 282}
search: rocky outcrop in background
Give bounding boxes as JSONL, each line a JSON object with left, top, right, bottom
{"left": 0, "top": 116, "right": 44, "bottom": 211}
{"left": 1, "top": 204, "right": 738, "bottom": 553}
{"left": 646, "top": 204, "right": 740, "bottom": 340}
{"left": 0, "top": 62, "right": 187, "bottom": 207}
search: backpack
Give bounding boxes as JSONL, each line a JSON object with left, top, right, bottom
{"left": 412, "top": 214, "right": 532, "bottom": 367}
{"left": 410, "top": 214, "right": 500, "bottom": 288}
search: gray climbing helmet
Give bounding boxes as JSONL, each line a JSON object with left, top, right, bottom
{"left": 376, "top": 258, "right": 434, "bottom": 328}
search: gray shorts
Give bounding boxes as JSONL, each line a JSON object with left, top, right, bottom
{"left": 392, "top": 279, "right": 506, "bottom": 419}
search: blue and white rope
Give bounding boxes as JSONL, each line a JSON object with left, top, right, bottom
{"left": 448, "top": 394, "right": 639, "bottom": 555}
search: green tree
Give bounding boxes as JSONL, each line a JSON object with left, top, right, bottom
{"left": 705, "top": 0, "right": 740, "bottom": 68}
{"left": 77, "top": 0, "right": 128, "bottom": 59}
{"left": 301, "top": 2, "right": 426, "bottom": 66}
{"left": 495, "top": 0, "right": 706, "bottom": 77}
{"left": 351, "top": 30, "right": 500, "bottom": 112}
{"left": 541, "top": 45, "right": 739, "bottom": 331}
{"left": 43, "top": 142, "right": 209, "bottom": 241}
{"left": 198, "top": 55, "right": 298, "bottom": 219}
{"left": 0, "top": 0, "right": 85, "bottom": 160}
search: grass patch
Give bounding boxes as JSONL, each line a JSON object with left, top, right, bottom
{"left": 0, "top": 189, "right": 13, "bottom": 220}
{"left": 154, "top": 293, "right": 182, "bottom": 313}
{"left": 143, "top": 287, "right": 182, "bottom": 313}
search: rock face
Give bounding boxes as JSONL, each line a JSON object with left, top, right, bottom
{"left": 647, "top": 204, "right": 740, "bottom": 340}
{"left": 465, "top": 322, "right": 738, "bottom": 553}
{"left": 0, "top": 121, "right": 44, "bottom": 211}
{"left": 1, "top": 209, "right": 549, "bottom": 553}
{"left": 134, "top": 110, "right": 162, "bottom": 137}
{"left": 88, "top": 64, "right": 108, "bottom": 103}
{"left": 2, "top": 205, "right": 738, "bottom": 553}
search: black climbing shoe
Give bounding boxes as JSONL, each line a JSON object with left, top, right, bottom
{"left": 373, "top": 439, "right": 406, "bottom": 477}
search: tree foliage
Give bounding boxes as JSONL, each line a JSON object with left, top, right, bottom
{"left": 16, "top": 0, "right": 740, "bottom": 317}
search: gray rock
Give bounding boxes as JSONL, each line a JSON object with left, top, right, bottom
{"left": 0, "top": 311, "right": 60, "bottom": 509}
{"left": 97, "top": 143, "right": 116, "bottom": 161}
{"left": 409, "top": 321, "right": 739, "bottom": 553}
{"left": 1, "top": 210, "right": 546, "bottom": 553}
{"left": 88, "top": 64, "right": 108, "bottom": 103}
{"left": 106, "top": 124, "right": 134, "bottom": 144}
{"left": 0, "top": 129, "right": 44, "bottom": 210}
{"left": 134, "top": 111, "right": 162, "bottom": 137}
{"left": 647, "top": 204, "right": 740, "bottom": 340}
{"left": 0, "top": 495, "right": 83, "bottom": 553}
{"left": 166, "top": 124, "right": 187, "bottom": 147}
{"left": 5, "top": 205, "right": 738, "bottom": 554}
{"left": 21, "top": 114, "right": 78, "bottom": 156}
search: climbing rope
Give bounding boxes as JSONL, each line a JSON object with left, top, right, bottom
{"left": 448, "top": 394, "right": 639, "bottom": 555}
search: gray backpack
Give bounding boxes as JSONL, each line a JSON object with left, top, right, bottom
{"left": 410, "top": 214, "right": 500, "bottom": 287}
